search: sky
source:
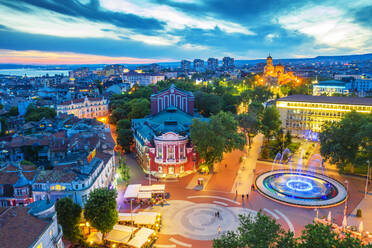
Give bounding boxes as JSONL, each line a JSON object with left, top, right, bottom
{"left": 0, "top": 0, "right": 371, "bottom": 64}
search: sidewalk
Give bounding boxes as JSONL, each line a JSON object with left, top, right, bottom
{"left": 347, "top": 191, "right": 372, "bottom": 232}
{"left": 231, "top": 134, "right": 263, "bottom": 195}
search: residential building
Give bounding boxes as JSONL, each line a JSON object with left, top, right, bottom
{"left": 222, "top": 56, "right": 234, "bottom": 70}
{"left": 56, "top": 96, "right": 109, "bottom": 119}
{"left": 123, "top": 71, "right": 165, "bottom": 87}
{"left": 207, "top": 58, "right": 218, "bottom": 71}
{"left": 132, "top": 84, "right": 208, "bottom": 177}
{"left": 312, "top": 80, "right": 351, "bottom": 96}
{"left": 180, "top": 60, "right": 191, "bottom": 71}
{"left": 193, "top": 59, "right": 205, "bottom": 72}
{"left": 276, "top": 95, "right": 372, "bottom": 140}
{"left": 32, "top": 151, "right": 116, "bottom": 206}
{"left": 0, "top": 163, "right": 36, "bottom": 207}
{"left": 0, "top": 202, "right": 63, "bottom": 248}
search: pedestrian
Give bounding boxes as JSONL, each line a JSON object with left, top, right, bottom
{"left": 236, "top": 190, "right": 238, "bottom": 197}
{"left": 225, "top": 164, "right": 227, "bottom": 168}
{"left": 217, "top": 211, "right": 220, "bottom": 218}
{"left": 214, "top": 212, "right": 217, "bottom": 218}
{"left": 246, "top": 193, "right": 249, "bottom": 200}
{"left": 242, "top": 194, "right": 244, "bottom": 200}
{"left": 218, "top": 225, "right": 221, "bottom": 234}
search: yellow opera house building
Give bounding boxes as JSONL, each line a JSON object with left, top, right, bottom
{"left": 276, "top": 95, "right": 372, "bottom": 140}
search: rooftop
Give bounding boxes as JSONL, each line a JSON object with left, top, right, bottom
{"left": 0, "top": 207, "right": 50, "bottom": 248}
{"left": 277, "top": 95, "right": 372, "bottom": 106}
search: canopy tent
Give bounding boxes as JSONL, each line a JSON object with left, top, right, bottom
{"left": 127, "top": 227, "right": 155, "bottom": 248}
{"left": 123, "top": 184, "right": 141, "bottom": 199}
{"left": 123, "top": 184, "right": 165, "bottom": 199}
{"left": 105, "top": 225, "right": 138, "bottom": 244}
{"left": 119, "top": 212, "right": 159, "bottom": 226}
{"left": 137, "top": 192, "right": 152, "bottom": 199}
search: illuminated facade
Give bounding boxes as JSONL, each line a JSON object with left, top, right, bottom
{"left": 276, "top": 95, "right": 372, "bottom": 140}
{"left": 132, "top": 84, "right": 207, "bottom": 177}
{"left": 313, "top": 80, "right": 350, "bottom": 96}
{"left": 262, "top": 55, "right": 298, "bottom": 85}
{"left": 57, "top": 96, "right": 109, "bottom": 119}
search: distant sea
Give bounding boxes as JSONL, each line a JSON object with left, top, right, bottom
{"left": 0, "top": 69, "right": 69, "bottom": 77}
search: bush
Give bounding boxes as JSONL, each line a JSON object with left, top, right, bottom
{"left": 356, "top": 209, "right": 362, "bottom": 217}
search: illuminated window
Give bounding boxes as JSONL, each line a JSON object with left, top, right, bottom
{"left": 55, "top": 185, "right": 61, "bottom": 191}
{"left": 50, "top": 186, "right": 55, "bottom": 191}
{"left": 37, "top": 243, "right": 42, "bottom": 248}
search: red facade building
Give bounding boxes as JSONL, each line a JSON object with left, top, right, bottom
{"left": 132, "top": 84, "right": 207, "bottom": 177}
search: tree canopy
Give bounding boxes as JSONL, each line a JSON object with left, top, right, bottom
{"left": 237, "top": 113, "right": 259, "bottom": 148}
{"left": 55, "top": 197, "right": 82, "bottom": 242}
{"left": 261, "top": 107, "right": 282, "bottom": 141}
{"left": 191, "top": 111, "right": 246, "bottom": 171}
{"left": 320, "top": 111, "right": 372, "bottom": 172}
{"left": 214, "top": 212, "right": 371, "bottom": 248}
{"left": 84, "top": 188, "right": 118, "bottom": 236}
{"left": 25, "top": 105, "right": 56, "bottom": 122}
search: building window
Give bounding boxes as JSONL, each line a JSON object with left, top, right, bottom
{"left": 180, "top": 165, "right": 184, "bottom": 173}
{"left": 158, "top": 166, "right": 163, "bottom": 173}
{"left": 180, "top": 144, "right": 185, "bottom": 159}
{"left": 16, "top": 189, "right": 23, "bottom": 196}
{"left": 157, "top": 144, "right": 163, "bottom": 159}
{"left": 167, "top": 145, "right": 175, "bottom": 160}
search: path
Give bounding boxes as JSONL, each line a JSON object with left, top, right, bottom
{"left": 232, "top": 134, "right": 263, "bottom": 195}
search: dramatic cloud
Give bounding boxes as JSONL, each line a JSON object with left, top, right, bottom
{"left": 0, "top": 0, "right": 371, "bottom": 64}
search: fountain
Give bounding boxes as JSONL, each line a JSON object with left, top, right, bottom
{"left": 256, "top": 151, "right": 347, "bottom": 208}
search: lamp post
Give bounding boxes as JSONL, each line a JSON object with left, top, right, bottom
{"left": 365, "top": 160, "right": 370, "bottom": 199}
{"left": 344, "top": 180, "right": 349, "bottom": 216}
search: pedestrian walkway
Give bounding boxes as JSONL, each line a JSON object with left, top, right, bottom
{"left": 232, "top": 134, "right": 263, "bottom": 195}
{"left": 347, "top": 191, "right": 372, "bottom": 232}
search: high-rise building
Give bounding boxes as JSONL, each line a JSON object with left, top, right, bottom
{"left": 207, "top": 58, "right": 218, "bottom": 71}
{"left": 181, "top": 60, "right": 191, "bottom": 71}
{"left": 193, "top": 59, "right": 205, "bottom": 72}
{"left": 222, "top": 57, "right": 234, "bottom": 70}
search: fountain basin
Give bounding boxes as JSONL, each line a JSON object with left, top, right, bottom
{"left": 255, "top": 170, "right": 347, "bottom": 208}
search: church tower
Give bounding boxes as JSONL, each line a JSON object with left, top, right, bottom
{"left": 266, "top": 54, "right": 273, "bottom": 66}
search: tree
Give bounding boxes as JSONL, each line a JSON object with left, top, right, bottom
{"left": 109, "top": 107, "right": 128, "bottom": 125}
{"left": 127, "top": 98, "right": 150, "bottom": 120}
{"left": 213, "top": 211, "right": 295, "bottom": 248}
{"left": 320, "top": 111, "right": 371, "bottom": 173}
{"left": 84, "top": 188, "right": 118, "bottom": 239}
{"left": 261, "top": 107, "right": 282, "bottom": 143}
{"left": 118, "top": 155, "right": 131, "bottom": 185}
{"left": 0, "top": 117, "right": 7, "bottom": 136}
{"left": 117, "top": 128, "right": 133, "bottom": 153}
{"left": 55, "top": 198, "right": 82, "bottom": 242}
{"left": 0, "top": 103, "right": 3, "bottom": 110}
{"left": 8, "top": 106, "right": 18, "bottom": 116}
{"left": 25, "top": 105, "right": 56, "bottom": 122}
{"left": 248, "top": 101, "right": 265, "bottom": 116}
{"left": 237, "top": 113, "right": 259, "bottom": 148}
{"left": 116, "top": 119, "right": 131, "bottom": 130}
{"left": 194, "top": 91, "right": 223, "bottom": 117}
{"left": 191, "top": 111, "right": 246, "bottom": 171}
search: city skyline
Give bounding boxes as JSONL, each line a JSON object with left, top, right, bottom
{"left": 0, "top": 0, "right": 372, "bottom": 64}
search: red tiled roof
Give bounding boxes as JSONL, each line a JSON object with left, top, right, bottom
{"left": 35, "top": 170, "right": 77, "bottom": 183}
{"left": 0, "top": 207, "right": 50, "bottom": 248}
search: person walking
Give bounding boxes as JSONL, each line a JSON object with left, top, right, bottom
{"left": 242, "top": 194, "right": 244, "bottom": 200}
{"left": 218, "top": 225, "right": 221, "bottom": 234}
{"left": 246, "top": 193, "right": 249, "bottom": 200}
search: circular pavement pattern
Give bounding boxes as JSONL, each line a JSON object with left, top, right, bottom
{"left": 255, "top": 170, "right": 347, "bottom": 208}
{"left": 172, "top": 202, "right": 256, "bottom": 240}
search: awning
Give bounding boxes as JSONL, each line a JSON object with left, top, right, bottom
{"left": 127, "top": 227, "right": 155, "bottom": 248}
{"left": 124, "top": 184, "right": 141, "bottom": 199}
{"left": 137, "top": 192, "right": 152, "bottom": 199}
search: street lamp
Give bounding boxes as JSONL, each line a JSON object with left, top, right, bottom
{"left": 365, "top": 160, "right": 370, "bottom": 199}
{"left": 344, "top": 180, "right": 349, "bottom": 216}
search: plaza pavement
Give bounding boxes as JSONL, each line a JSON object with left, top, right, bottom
{"left": 115, "top": 137, "right": 370, "bottom": 247}
{"left": 348, "top": 190, "right": 372, "bottom": 232}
